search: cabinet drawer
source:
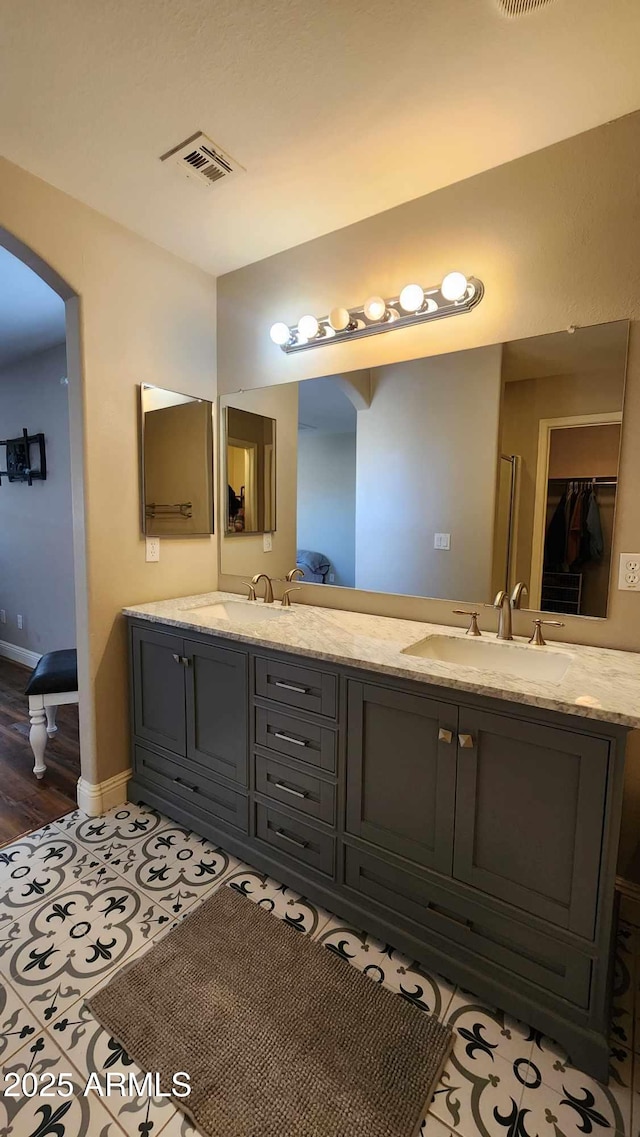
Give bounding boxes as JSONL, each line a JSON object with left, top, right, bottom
{"left": 255, "top": 753, "right": 336, "bottom": 825}
{"left": 255, "top": 656, "right": 337, "bottom": 719}
{"left": 255, "top": 803, "right": 335, "bottom": 877}
{"left": 343, "top": 844, "right": 592, "bottom": 1009}
{"left": 134, "top": 745, "right": 248, "bottom": 833}
{"left": 255, "top": 706, "right": 337, "bottom": 772}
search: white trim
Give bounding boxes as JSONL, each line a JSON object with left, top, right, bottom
{"left": 77, "top": 769, "right": 131, "bottom": 817}
{"left": 0, "top": 639, "right": 41, "bottom": 670}
{"left": 529, "top": 411, "right": 622, "bottom": 609}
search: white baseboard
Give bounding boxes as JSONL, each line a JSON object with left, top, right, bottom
{"left": 77, "top": 769, "right": 131, "bottom": 817}
{"left": 0, "top": 639, "right": 41, "bottom": 670}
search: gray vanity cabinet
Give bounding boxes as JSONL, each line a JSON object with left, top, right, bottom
{"left": 452, "top": 708, "right": 608, "bottom": 939}
{"left": 131, "top": 626, "right": 187, "bottom": 755}
{"left": 345, "top": 681, "right": 457, "bottom": 874}
{"left": 186, "top": 640, "right": 248, "bottom": 786}
{"left": 127, "top": 617, "right": 627, "bottom": 1083}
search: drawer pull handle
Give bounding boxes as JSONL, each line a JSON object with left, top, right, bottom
{"left": 275, "top": 680, "right": 308, "bottom": 695}
{"left": 174, "top": 776, "right": 198, "bottom": 793}
{"left": 438, "top": 728, "right": 453, "bottom": 744}
{"left": 274, "top": 781, "right": 308, "bottom": 799}
{"left": 275, "top": 828, "right": 308, "bottom": 850}
{"left": 458, "top": 733, "right": 475, "bottom": 749}
{"left": 274, "top": 731, "right": 308, "bottom": 748}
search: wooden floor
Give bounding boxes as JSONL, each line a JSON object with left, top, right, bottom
{"left": 0, "top": 656, "right": 80, "bottom": 846}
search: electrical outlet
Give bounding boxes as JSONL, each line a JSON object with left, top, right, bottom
{"left": 434, "top": 533, "right": 451, "bottom": 550}
{"left": 17, "top": 614, "right": 23, "bottom": 630}
{"left": 329, "top": 573, "right": 335, "bottom": 583}
{"left": 0, "top": 610, "right": 5, "bottom": 624}
{"left": 618, "top": 553, "right": 640, "bottom": 591}
{"left": 145, "top": 537, "right": 160, "bottom": 563}
{"left": 263, "top": 532, "right": 273, "bottom": 552}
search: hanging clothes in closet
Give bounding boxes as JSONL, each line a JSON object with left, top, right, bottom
{"left": 544, "top": 481, "right": 604, "bottom": 574}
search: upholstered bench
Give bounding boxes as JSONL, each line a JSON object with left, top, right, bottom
{"left": 24, "top": 649, "right": 78, "bottom": 779}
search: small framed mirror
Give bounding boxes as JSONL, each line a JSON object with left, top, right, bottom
{"left": 224, "top": 405, "right": 276, "bottom": 534}
{"left": 140, "top": 385, "right": 214, "bottom": 536}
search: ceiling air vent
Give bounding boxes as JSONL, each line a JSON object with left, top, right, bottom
{"left": 495, "top": 0, "right": 556, "bottom": 15}
{"left": 160, "top": 132, "right": 244, "bottom": 188}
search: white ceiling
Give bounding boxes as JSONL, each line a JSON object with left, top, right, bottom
{"left": 0, "top": 248, "right": 66, "bottom": 369}
{"left": 1, "top": 0, "right": 640, "bottom": 277}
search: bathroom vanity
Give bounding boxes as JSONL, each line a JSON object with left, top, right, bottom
{"left": 124, "top": 593, "right": 640, "bottom": 1082}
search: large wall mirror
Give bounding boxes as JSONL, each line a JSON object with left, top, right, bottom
{"left": 140, "top": 384, "right": 214, "bottom": 536}
{"left": 220, "top": 319, "right": 628, "bottom": 617}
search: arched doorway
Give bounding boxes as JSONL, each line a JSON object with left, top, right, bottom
{"left": 0, "top": 226, "right": 92, "bottom": 818}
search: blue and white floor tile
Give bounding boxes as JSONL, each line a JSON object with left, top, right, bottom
{"left": 0, "top": 805, "right": 637, "bottom": 1136}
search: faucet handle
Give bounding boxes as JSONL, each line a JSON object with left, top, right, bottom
{"left": 453, "top": 610, "right": 481, "bottom": 637}
{"left": 281, "top": 587, "right": 302, "bottom": 608}
{"left": 528, "top": 618, "right": 565, "bottom": 646}
{"left": 242, "top": 581, "right": 257, "bottom": 601}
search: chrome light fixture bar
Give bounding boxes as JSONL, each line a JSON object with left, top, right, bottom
{"left": 270, "top": 273, "right": 484, "bottom": 353}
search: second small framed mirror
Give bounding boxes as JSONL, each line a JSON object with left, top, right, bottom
{"left": 224, "top": 405, "right": 276, "bottom": 535}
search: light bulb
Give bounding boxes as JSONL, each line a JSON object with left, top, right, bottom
{"left": 441, "top": 272, "right": 468, "bottom": 302}
{"left": 329, "top": 306, "right": 351, "bottom": 332}
{"left": 298, "top": 314, "right": 319, "bottom": 340}
{"left": 269, "top": 321, "right": 291, "bottom": 346}
{"left": 363, "top": 295, "right": 387, "bottom": 322}
{"left": 399, "top": 283, "right": 424, "bottom": 313}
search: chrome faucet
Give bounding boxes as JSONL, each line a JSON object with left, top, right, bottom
{"left": 251, "top": 573, "right": 274, "bottom": 603}
{"left": 493, "top": 581, "right": 528, "bottom": 640}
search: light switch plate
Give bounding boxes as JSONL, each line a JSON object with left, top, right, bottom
{"left": 263, "top": 532, "right": 273, "bottom": 552}
{"left": 145, "top": 537, "right": 160, "bottom": 563}
{"left": 434, "top": 533, "right": 451, "bottom": 550}
{"left": 618, "top": 553, "right": 640, "bottom": 590}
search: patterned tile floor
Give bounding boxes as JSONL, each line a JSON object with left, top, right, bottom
{"left": 0, "top": 803, "right": 636, "bottom": 1136}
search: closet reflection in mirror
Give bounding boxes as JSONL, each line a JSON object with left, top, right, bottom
{"left": 140, "top": 385, "right": 214, "bottom": 536}
{"left": 220, "top": 319, "right": 628, "bottom": 617}
{"left": 224, "top": 406, "right": 276, "bottom": 534}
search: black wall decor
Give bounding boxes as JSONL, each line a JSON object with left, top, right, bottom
{"left": 0, "top": 428, "right": 46, "bottom": 485}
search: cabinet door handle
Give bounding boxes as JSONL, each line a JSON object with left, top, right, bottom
{"left": 275, "top": 828, "right": 308, "bottom": 850}
{"left": 458, "top": 733, "right": 475, "bottom": 749}
{"left": 274, "top": 731, "right": 308, "bottom": 748}
{"left": 172, "top": 653, "right": 181, "bottom": 664}
{"left": 438, "top": 728, "right": 453, "bottom": 744}
{"left": 275, "top": 680, "right": 308, "bottom": 695}
{"left": 174, "top": 776, "right": 198, "bottom": 793}
{"left": 172, "top": 654, "right": 191, "bottom": 666}
{"left": 274, "top": 781, "right": 307, "bottom": 799}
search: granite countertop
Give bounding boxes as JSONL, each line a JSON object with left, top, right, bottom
{"left": 123, "top": 591, "right": 640, "bottom": 729}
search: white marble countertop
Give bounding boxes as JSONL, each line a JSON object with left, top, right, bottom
{"left": 123, "top": 591, "right": 640, "bottom": 729}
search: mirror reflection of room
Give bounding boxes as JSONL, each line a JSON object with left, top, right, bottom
{"left": 225, "top": 406, "right": 276, "bottom": 535}
{"left": 221, "top": 319, "right": 627, "bottom": 619}
{"left": 141, "top": 385, "right": 214, "bottom": 537}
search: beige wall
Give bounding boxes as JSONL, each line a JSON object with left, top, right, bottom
{"left": 356, "top": 346, "right": 503, "bottom": 600}
{"left": 217, "top": 110, "right": 640, "bottom": 876}
{"left": 0, "top": 156, "right": 217, "bottom": 787}
{"left": 219, "top": 384, "right": 298, "bottom": 583}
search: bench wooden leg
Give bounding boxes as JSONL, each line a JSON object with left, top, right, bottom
{"left": 45, "top": 706, "right": 58, "bottom": 736}
{"left": 28, "top": 697, "right": 48, "bottom": 780}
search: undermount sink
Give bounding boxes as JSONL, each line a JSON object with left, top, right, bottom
{"left": 185, "top": 601, "right": 289, "bottom": 624}
{"left": 402, "top": 634, "right": 574, "bottom": 682}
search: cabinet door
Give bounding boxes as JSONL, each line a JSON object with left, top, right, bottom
{"left": 185, "top": 639, "right": 248, "bottom": 786}
{"left": 131, "top": 626, "right": 186, "bottom": 755}
{"left": 345, "top": 681, "right": 457, "bottom": 873}
{"left": 453, "top": 708, "right": 609, "bottom": 938}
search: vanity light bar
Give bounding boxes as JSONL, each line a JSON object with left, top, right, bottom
{"left": 270, "top": 273, "right": 484, "bottom": 353}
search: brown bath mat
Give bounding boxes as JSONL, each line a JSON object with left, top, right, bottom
{"left": 88, "top": 884, "right": 453, "bottom": 1137}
